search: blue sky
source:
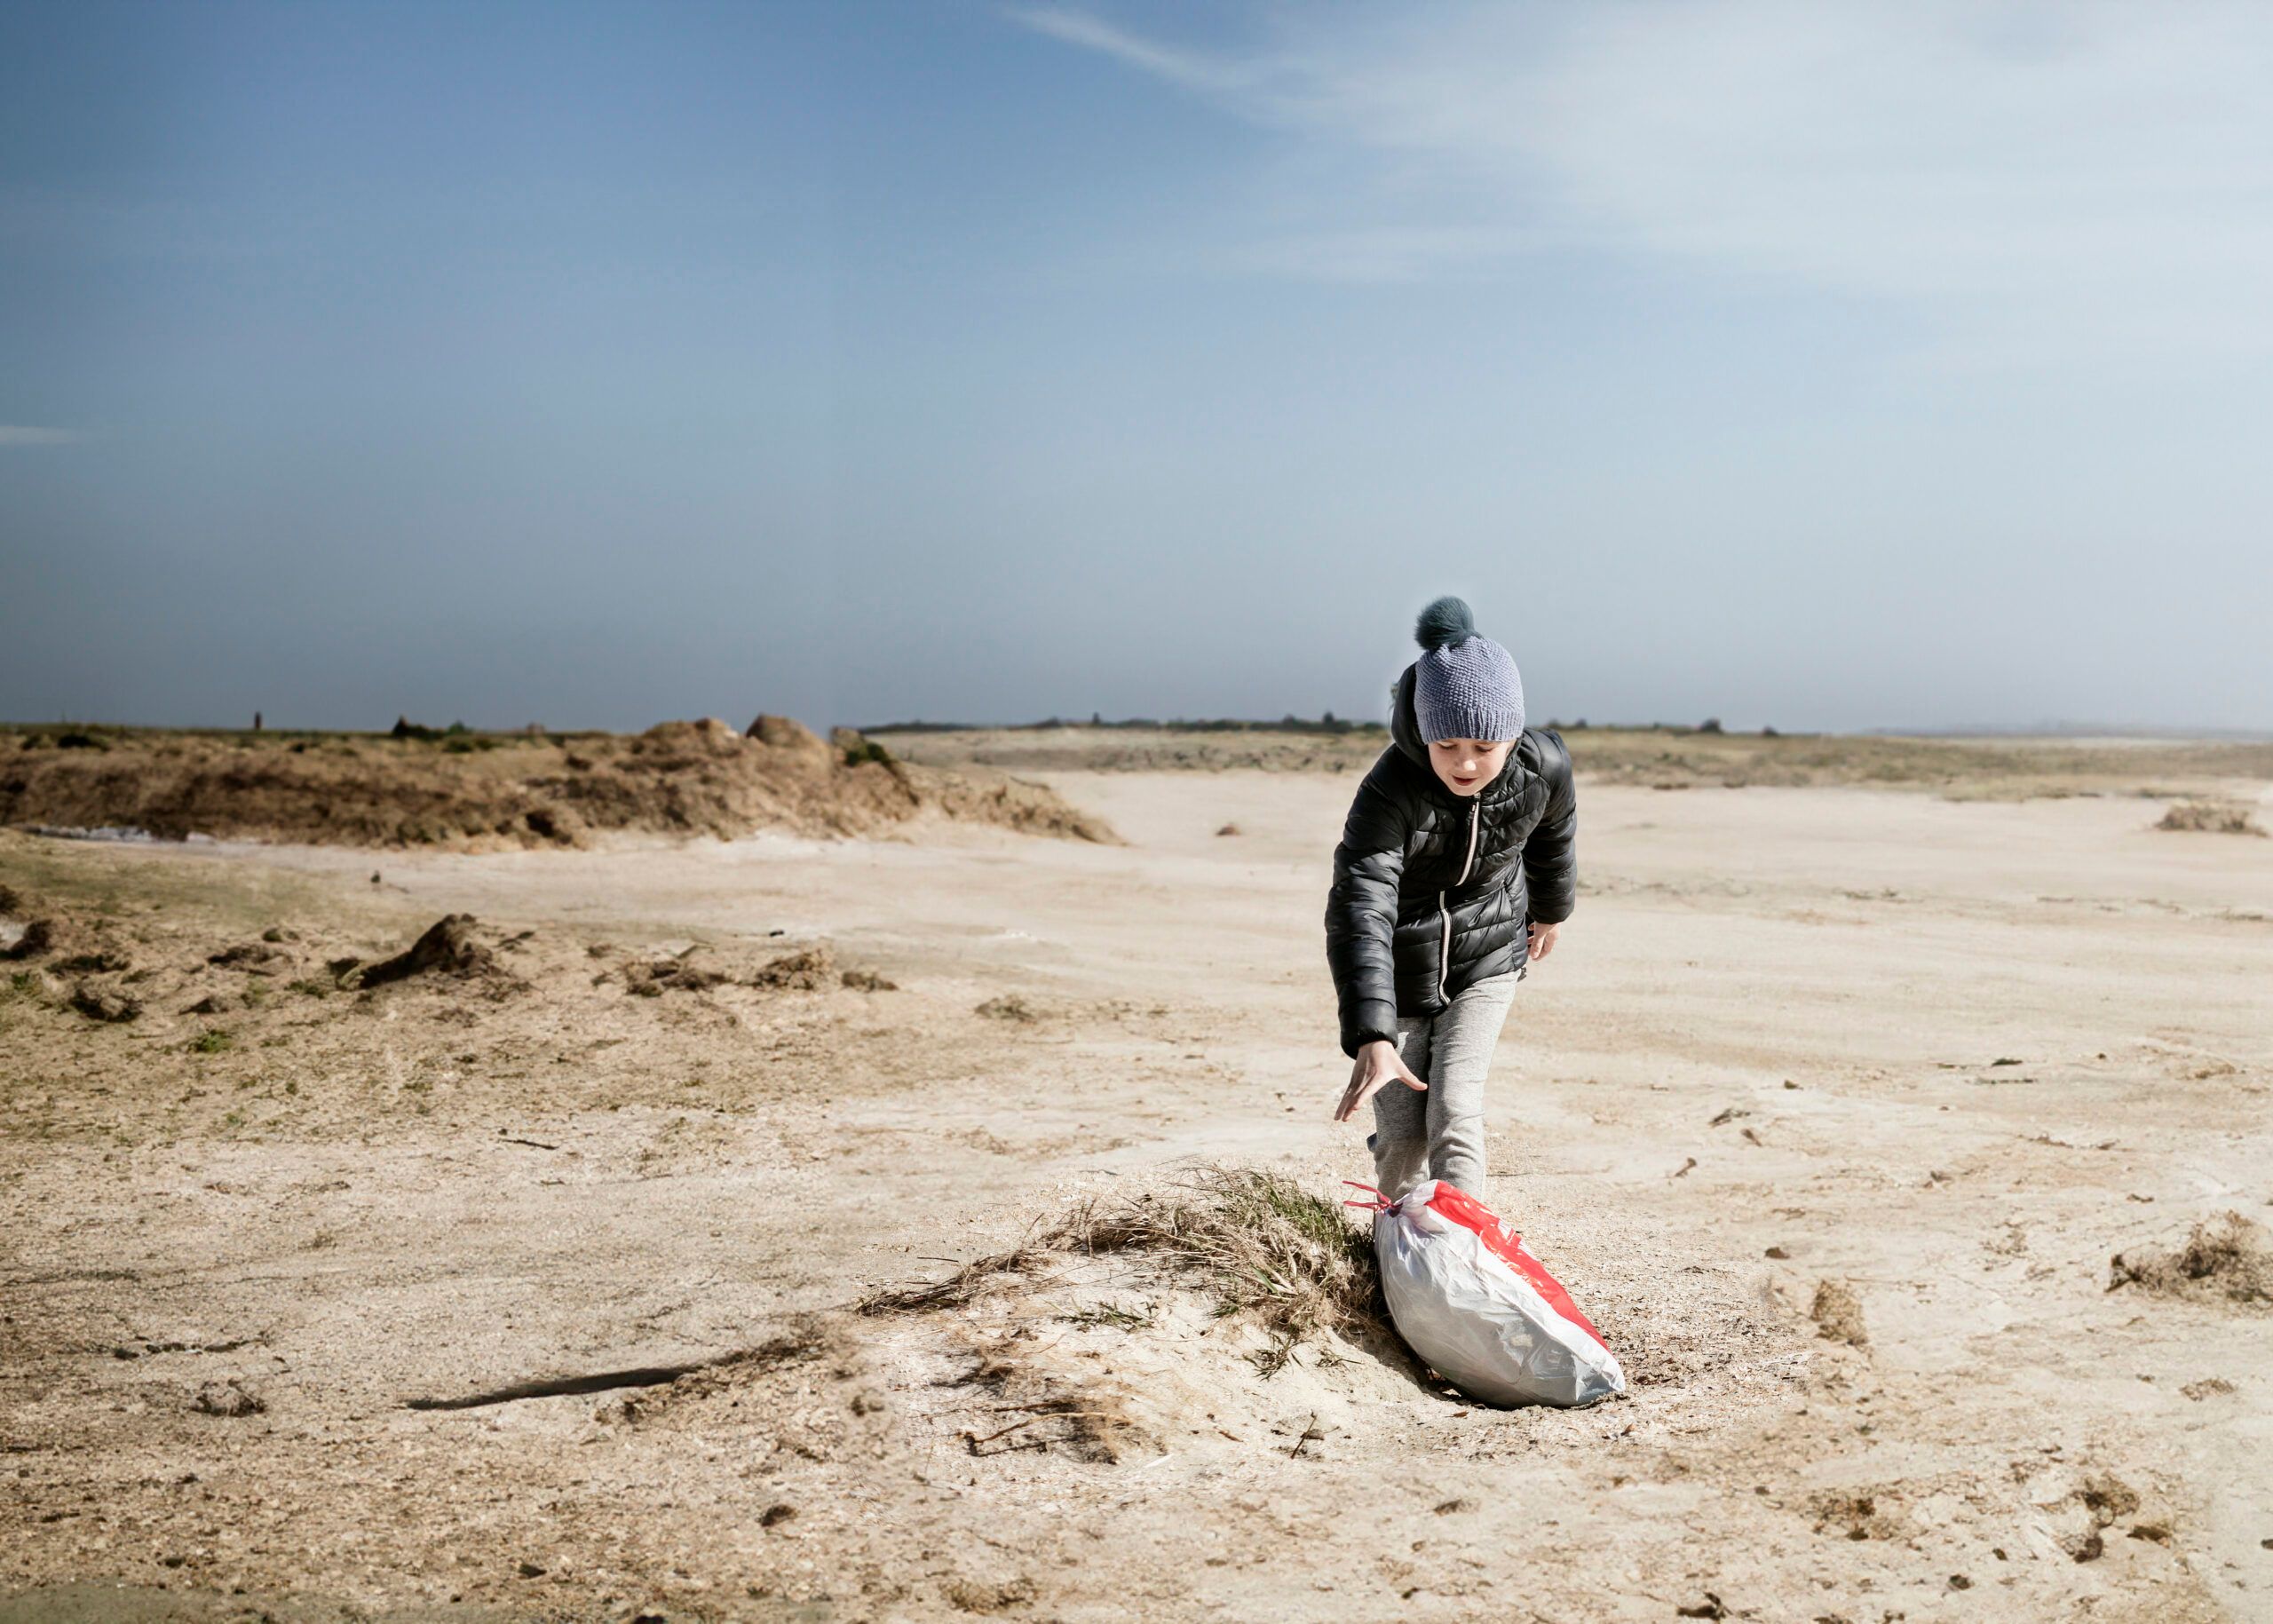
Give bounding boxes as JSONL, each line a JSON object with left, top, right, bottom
{"left": 3, "top": 1, "right": 2269, "bottom": 733}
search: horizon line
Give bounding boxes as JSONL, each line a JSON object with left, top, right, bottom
{"left": 5, "top": 715, "right": 2271, "bottom": 744}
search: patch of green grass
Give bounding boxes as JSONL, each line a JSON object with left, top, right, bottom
{"left": 284, "top": 978, "right": 331, "bottom": 998}
{"left": 189, "top": 1028, "right": 234, "bottom": 1054}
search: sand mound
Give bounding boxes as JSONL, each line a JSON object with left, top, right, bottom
{"left": 2109, "top": 1211, "right": 2273, "bottom": 1307}
{"left": 2154, "top": 800, "right": 2265, "bottom": 835}
{"left": 851, "top": 1167, "right": 1814, "bottom": 1476}
{"left": 858, "top": 1168, "right": 1423, "bottom": 1464}
{"left": 0, "top": 719, "right": 1117, "bottom": 850}
{"left": 863, "top": 1167, "right": 1385, "bottom": 1369}
{"left": 345, "top": 914, "right": 503, "bottom": 989}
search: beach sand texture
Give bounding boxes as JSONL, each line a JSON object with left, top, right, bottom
{"left": 2, "top": 731, "right": 2269, "bottom": 1622}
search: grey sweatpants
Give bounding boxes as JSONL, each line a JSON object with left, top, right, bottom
{"left": 1367, "top": 968, "right": 1522, "bottom": 1202}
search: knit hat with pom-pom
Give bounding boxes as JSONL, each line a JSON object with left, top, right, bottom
{"left": 1412, "top": 596, "right": 1524, "bottom": 743}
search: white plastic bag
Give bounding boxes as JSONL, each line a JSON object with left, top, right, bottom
{"left": 1358, "top": 1178, "right": 1626, "bottom": 1408}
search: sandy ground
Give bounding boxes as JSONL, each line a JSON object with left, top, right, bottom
{"left": 4, "top": 768, "right": 2271, "bottom": 1622}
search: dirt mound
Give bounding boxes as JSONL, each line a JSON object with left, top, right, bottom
{"left": 0, "top": 880, "right": 106, "bottom": 966}
{"left": 4, "top": 881, "right": 139, "bottom": 1008}
{"left": 614, "top": 941, "right": 883, "bottom": 996}
{"left": 69, "top": 984, "right": 141, "bottom": 1023}
{"left": 748, "top": 713, "right": 831, "bottom": 757}
{"left": 1810, "top": 1279, "right": 1870, "bottom": 1345}
{"left": 748, "top": 945, "right": 837, "bottom": 990}
{"left": 2154, "top": 800, "right": 2265, "bottom": 835}
{"left": 618, "top": 948, "right": 732, "bottom": 996}
{"left": 0, "top": 852, "right": 935, "bottom": 1156}
{"left": 864, "top": 1168, "right": 1383, "bottom": 1370}
{"left": 0, "top": 720, "right": 1118, "bottom": 850}
{"left": 346, "top": 915, "right": 500, "bottom": 988}
{"left": 645, "top": 716, "right": 752, "bottom": 756}
{"left": 849, "top": 1165, "right": 1818, "bottom": 1482}
{"left": 916, "top": 768, "right": 1119, "bottom": 844}
{"left": 2, "top": 882, "right": 50, "bottom": 959}
{"left": 2109, "top": 1211, "right": 2273, "bottom": 1307}
{"left": 859, "top": 1168, "right": 1421, "bottom": 1465}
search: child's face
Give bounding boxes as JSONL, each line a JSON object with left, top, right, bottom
{"left": 1429, "top": 737, "right": 1514, "bottom": 796}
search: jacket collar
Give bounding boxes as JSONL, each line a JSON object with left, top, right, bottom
{"left": 1389, "top": 661, "right": 1530, "bottom": 809}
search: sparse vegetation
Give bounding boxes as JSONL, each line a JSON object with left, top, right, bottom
{"left": 2110, "top": 1212, "right": 2273, "bottom": 1306}
{"left": 974, "top": 994, "right": 1039, "bottom": 1023}
{"left": 2155, "top": 801, "right": 2265, "bottom": 836}
{"left": 0, "top": 723, "right": 2259, "bottom": 1615}
{"left": 873, "top": 720, "right": 2273, "bottom": 801}
{"left": 861, "top": 1167, "right": 1381, "bottom": 1374}
{"left": 862, "top": 713, "right": 1377, "bottom": 736}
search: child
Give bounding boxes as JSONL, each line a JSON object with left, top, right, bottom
{"left": 1325, "top": 595, "right": 1577, "bottom": 1201}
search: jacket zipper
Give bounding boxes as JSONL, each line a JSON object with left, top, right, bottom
{"left": 1436, "top": 799, "right": 1482, "bottom": 1002}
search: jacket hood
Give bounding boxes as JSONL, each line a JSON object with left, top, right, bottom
{"left": 1390, "top": 661, "right": 1529, "bottom": 807}
{"left": 1389, "top": 662, "right": 1430, "bottom": 768}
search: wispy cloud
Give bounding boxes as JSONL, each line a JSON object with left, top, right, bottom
{"left": 0, "top": 426, "right": 82, "bottom": 446}
{"left": 1015, "top": 2, "right": 2273, "bottom": 356}
{"left": 1011, "top": 6, "right": 1256, "bottom": 96}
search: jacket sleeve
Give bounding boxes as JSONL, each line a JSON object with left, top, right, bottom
{"left": 1325, "top": 766, "right": 1409, "bottom": 1058}
{"left": 1522, "top": 729, "right": 1578, "bottom": 924}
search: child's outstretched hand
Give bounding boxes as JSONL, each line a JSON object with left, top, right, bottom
{"left": 1334, "top": 1038, "right": 1426, "bottom": 1122}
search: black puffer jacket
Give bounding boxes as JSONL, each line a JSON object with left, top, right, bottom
{"left": 1324, "top": 661, "right": 1578, "bottom": 1058}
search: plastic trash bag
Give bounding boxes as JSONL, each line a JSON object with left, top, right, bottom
{"left": 1355, "top": 1178, "right": 1626, "bottom": 1408}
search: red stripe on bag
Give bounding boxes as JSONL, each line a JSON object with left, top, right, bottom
{"left": 1423, "top": 1183, "right": 1612, "bottom": 1353}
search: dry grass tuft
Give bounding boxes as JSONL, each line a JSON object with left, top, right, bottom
{"left": 2109, "top": 1211, "right": 2273, "bottom": 1308}
{"left": 2154, "top": 801, "right": 2265, "bottom": 836}
{"left": 946, "top": 1347, "right": 1152, "bottom": 1462}
{"left": 859, "top": 1237, "right": 1057, "bottom": 1318}
{"left": 1810, "top": 1279, "right": 1869, "bottom": 1346}
{"left": 860, "top": 1166, "right": 1380, "bottom": 1373}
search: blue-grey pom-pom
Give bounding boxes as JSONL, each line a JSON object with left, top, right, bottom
{"left": 1414, "top": 595, "right": 1476, "bottom": 651}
